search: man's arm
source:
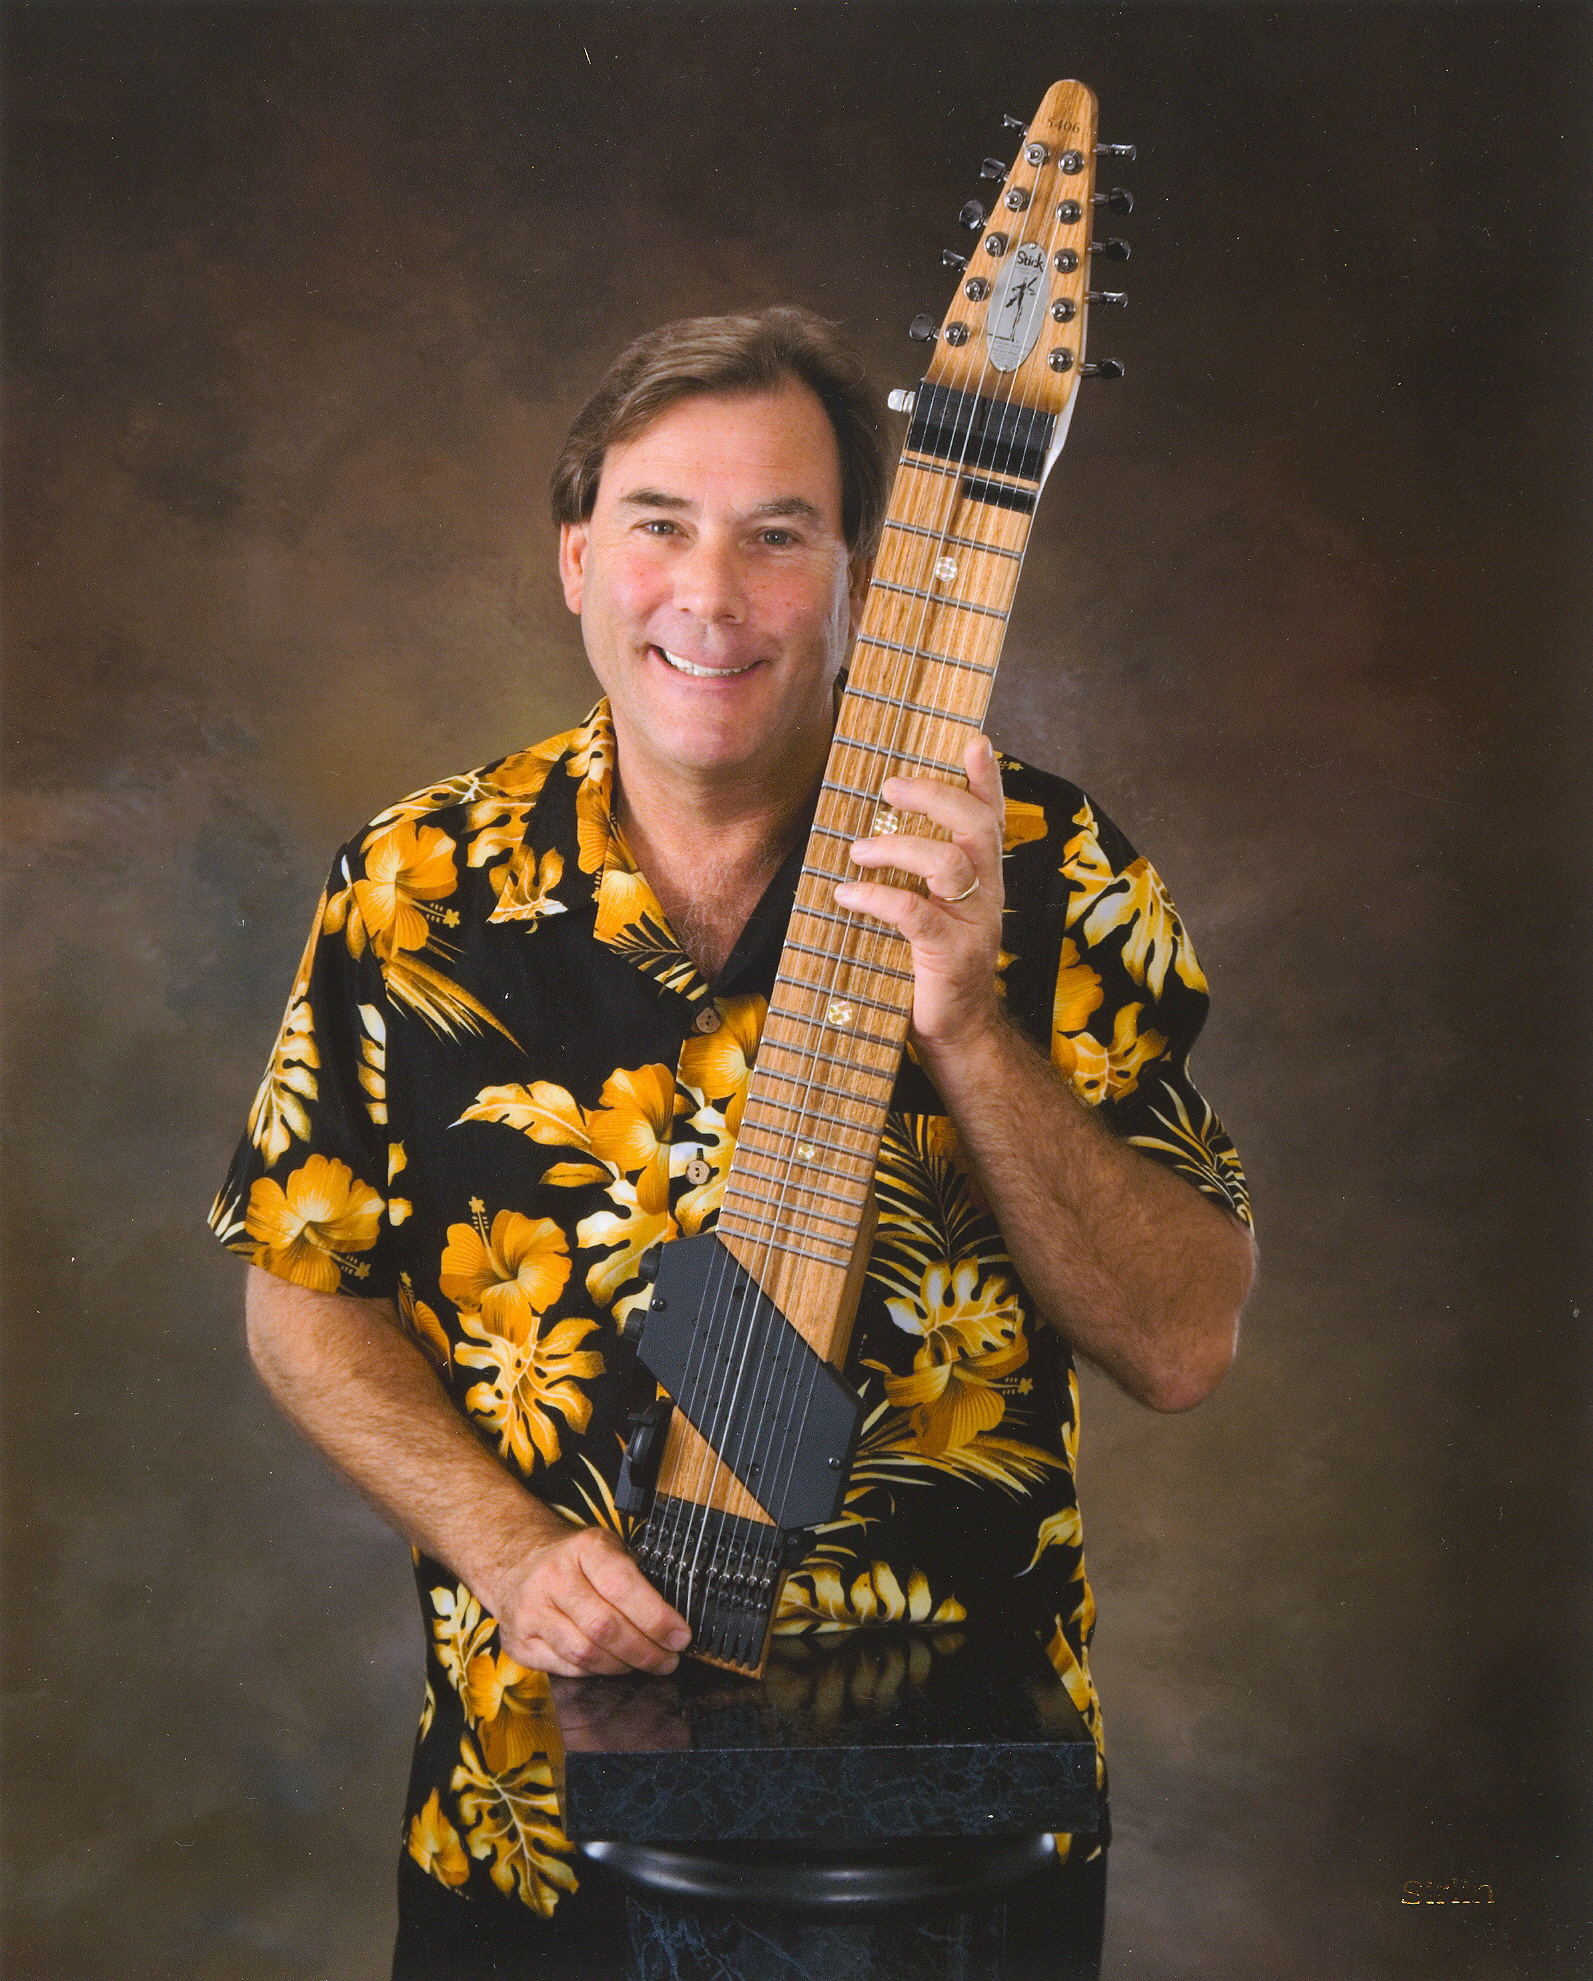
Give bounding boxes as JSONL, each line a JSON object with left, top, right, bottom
{"left": 836, "top": 739, "right": 1255, "bottom": 1412}
{"left": 244, "top": 1266, "right": 692, "bottom": 1672}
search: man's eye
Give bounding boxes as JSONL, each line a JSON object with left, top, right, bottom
{"left": 639, "top": 518, "right": 679, "bottom": 536}
{"left": 758, "top": 529, "right": 796, "bottom": 547}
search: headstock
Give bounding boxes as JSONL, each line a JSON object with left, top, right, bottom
{"left": 894, "top": 82, "right": 1131, "bottom": 472}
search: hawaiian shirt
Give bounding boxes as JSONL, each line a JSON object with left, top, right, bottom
{"left": 210, "top": 699, "right": 1250, "bottom": 1917}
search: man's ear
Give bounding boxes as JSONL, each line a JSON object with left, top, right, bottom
{"left": 847, "top": 555, "right": 874, "bottom": 639}
{"left": 558, "top": 521, "right": 589, "bottom": 616}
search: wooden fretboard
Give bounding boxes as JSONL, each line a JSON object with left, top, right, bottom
{"left": 717, "top": 444, "right": 1039, "bottom": 1288}
{"left": 644, "top": 80, "right": 1109, "bottom": 1668}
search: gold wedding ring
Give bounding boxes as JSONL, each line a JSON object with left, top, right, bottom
{"left": 934, "top": 877, "right": 981, "bottom": 904}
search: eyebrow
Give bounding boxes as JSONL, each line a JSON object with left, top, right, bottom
{"left": 616, "top": 489, "right": 826, "bottom": 526}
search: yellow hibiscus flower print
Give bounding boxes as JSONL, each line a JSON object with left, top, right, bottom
{"left": 443, "top": 1203, "right": 603, "bottom": 1471}
{"left": 352, "top": 820, "right": 460, "bottom": 961}
{"left": 584, "top": 1064, "right": 682, "bottom": 1217}
{"left": 245, "top": 1154, "right": 384, "bottom": 1293}
{"left": 876, "top": 1260, "right": 1030, "bottom": 1456}
{"left": 465, "top": 1650, "right": 556, "bottom": 1774}
{"left": 408, "top": 1788, "right": 470, "bottom": 1889}
{"left": 678, "top": 994, "right": 764, "bottom": 1137}
{"left": 440, "top": 1205, "right": 573, "bottom": 1334}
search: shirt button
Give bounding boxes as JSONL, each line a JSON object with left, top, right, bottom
{"left": 684, "top": 1158, "right": 713, "bottom": 1186}
{"left": 691, "top": 1007, "right": 722, "bottom": 1035}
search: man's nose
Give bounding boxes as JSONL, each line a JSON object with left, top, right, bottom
{"left": 670, "top": 532, "right": 746, "bottom": 620}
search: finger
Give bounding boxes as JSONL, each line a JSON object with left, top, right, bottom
{"left": 581, "top": 1539, "right": 693, "bottom": 1653}
{"left": 833, "top": 876, "right": 958, "bottom": 942}
{"left": 547, "top": 1581, "right": 680, "bottom": 1675}
{"left": 876, "top": 774, "right": 997, "bottom": 849}
{"left": 963, "top": 734, "right": 1005, "bottom": 817}
{"left": 846, "top": 832, "right": 980, "bottom": 901}
{"left": 561, "top": 1541, "right": 688, "bottom": 1671}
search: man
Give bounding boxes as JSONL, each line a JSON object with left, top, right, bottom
{"left": 211, "top": 306, "right": 1255, "bottom": 1976}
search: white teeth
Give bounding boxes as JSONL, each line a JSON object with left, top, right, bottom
{"left": 661, "top": 648, "right": 755, "bottom": 677}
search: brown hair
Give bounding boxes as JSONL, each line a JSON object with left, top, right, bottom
{"left": 550, "top": 306, "right": 888, "bottom": 564}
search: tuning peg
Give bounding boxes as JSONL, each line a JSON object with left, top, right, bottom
{"left": 941, "top": 249, "right": 968, "bottom": 271}
{"left": 1086, "top": 289, "right": 1128, "bottom": 307}
{"left": 1002, "top": 113, "right": 1027, "bottom": 132}
{"left": 1058, "top": 149, "right": 1086, "bottom": 175}
{"left": 1097, "top": 142, "right": 1137, "bottom": 161}
{"left": 1094, "top": 187, "right": 1135, "bottom": 215}
{"left": 908, "top": 314, "right": 939, "bottom": 343}
{"left": 1080, "top": 359, "right": 1125, "bottom": 379}
{"left": 1090, "top": 237, "right": 1132, "bottom": 263}
{"left": 979, "top": 157, "right": 1008, "bottom": 185}
{"left": 958, "top": 199, "right": 986, "bottom": 232}
{"left": 887, "top": 389, "right": 917, "bottom": 415}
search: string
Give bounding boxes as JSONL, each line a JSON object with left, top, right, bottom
{"left": 678, "top": 111, "right": 1082, "bottom": 1648}
{"left": 663, "top": 100, "right": 1089, "bottom": 1659}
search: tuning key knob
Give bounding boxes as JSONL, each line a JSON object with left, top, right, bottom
{"left": 908, "top": 314, "right": 939, "bottom": 344}
{"left": 958, "top": 199, "right": 986, "bottom": 232}
{"left": 1002, "top": 113, "right": 1027, "bottom": 131}
{"left": 887, "top": 389, "right": 918, "bottom": 415}
{"left": 1094, "top": 187, "right": 1135, "bottom": 215}
{"left": 1080, "top": 359, "right": 1126, "bottom": 379}
{"left": 1090, "top": 237, "right": 1132, "bottom": 263}
{"left": 1087, "top": 289, "right": 1128, "bottom": 307}
{"left": 979, "top": 157, "right": 1009, "bottom": 185}
{"left": 1096, "top": 141, "right": 1137, "bottom": 161}
{"left": 941, "top": 248, "right": 968, "bottom": 271}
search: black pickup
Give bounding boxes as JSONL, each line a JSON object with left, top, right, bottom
{"left": 633, "top": 1231, "right": 865, "bottom": 1533}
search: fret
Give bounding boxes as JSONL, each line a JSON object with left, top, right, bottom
{"left": 739, "top": 1113, "right": 877, "bottom": 1163}
{"left": 766, "top": 1008, "right": 902, "bottom": 1055}
{"left": 841, "top": 683, "right": 969, "bottom": 723}
{"left": 768, "top": 981, "right": 906, "bottom": 1021}
{"left": 822, "top": 776, "right": 891, "bottom": 806}
{"left": 732, "top": 1156, "right": 870, "bottom": 1213}
{"left": 725, "top": 1178, "right": 861, "bottom": 1233}
{"left": 899, "top": 451, "right": 1042, "bottom": 495}
{"left": 743, "top": 1092, "right": 882, "bottom": 1137}
{"left": 882, "top": 517, "right": 1024, "bottom": 562}
{"left": 758, "top": 1035, "right": 898, "bottom": 1077}
{"left": 871, "top": 578, "right": 1010, "bottom": 622}
{"left": 807, "top": 822, "right": 856, "bottom": 844}
{"left": 830, "top": 732, "right": 966, "bottom": 778}
{"left": 787, "top": 903, "right": 914, "bottom": 965}
{"left": 753, "top": 1050, "right": 896, "bottom": 1088}
{"left": 713, "top": 1215, "right": 853, "bottom": 1267}
{"left": 854, "top": 634, "right": 996, "bottom": 679}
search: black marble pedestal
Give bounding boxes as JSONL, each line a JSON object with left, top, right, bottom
{"left": 553, "top": 1626, "right": 1104, "bottom": 1981}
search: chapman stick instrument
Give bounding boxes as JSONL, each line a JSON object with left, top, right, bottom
{"left": 615, "top": 80, "right": 1134, "bottom": 1676}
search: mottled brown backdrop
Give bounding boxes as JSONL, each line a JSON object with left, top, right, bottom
{"left": 3, "top": 4, "right": 1588, "bottom": 1977}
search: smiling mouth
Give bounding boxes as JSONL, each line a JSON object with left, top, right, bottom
{"left": 657, "top": 646, "right": 759, "bottom": 678}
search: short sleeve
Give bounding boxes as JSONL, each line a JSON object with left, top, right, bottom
{"left": 995, "top": 760, "right": 1251, "bottom": 1232}
{"left": 207, "top": 844, "right": 401, "bottom": 1298}
{"left": 1046, "top": 791, "right": 1252, "bottom": 1228}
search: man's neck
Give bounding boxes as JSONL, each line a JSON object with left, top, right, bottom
{"left": 611, "top": 736, "right": 829, "bottom": 983}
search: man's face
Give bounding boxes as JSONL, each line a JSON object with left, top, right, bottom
{"left": 558, "top": 380, "right": 867, "bottom": 792}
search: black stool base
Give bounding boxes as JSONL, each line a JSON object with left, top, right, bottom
{"left": 582, "top": 1832, "right": 1053, "bottom": 1908}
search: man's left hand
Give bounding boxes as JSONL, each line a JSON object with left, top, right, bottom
{"left": 834, "top": 735, "right": 1006, "bottom": 1056}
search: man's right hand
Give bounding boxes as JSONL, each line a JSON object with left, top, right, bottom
{"left": 243, "top": 1268, "right": 692, "bottom": 1678}
{"left": 489, "top": 1524, "right": 692, "bottom": 1677}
